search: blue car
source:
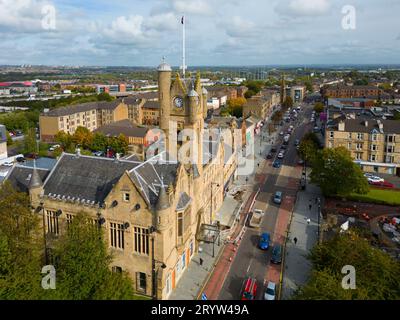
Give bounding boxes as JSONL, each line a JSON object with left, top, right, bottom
{"left": 259, "top": 232, "right": 270, "bottom": 250}
{"left": 273, "top": 160, "right": 281, "bottom": 168}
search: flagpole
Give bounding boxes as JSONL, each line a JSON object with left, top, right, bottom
{"left": 182, "top": 14, "right": 186, "bottom": 79}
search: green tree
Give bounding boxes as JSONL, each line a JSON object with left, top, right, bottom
{"left": 0, "top": 182, "right": 44, "bottom": 300}
{"left": 23, "top": 127, "right": 37, "bottom": 155}
{"left": 305, "top": 80, "right": 313, "bottom": 93}
{"left": 244, "top": 90, "right": 256, "bottom": 99}
{"left": 91, "top": 132, "right": 108, "bottom": 152}
{"left": 54, "top": 131, "right": 74, "bottom": 151}
{"left": 294, "top": 231, "right": 400, "bottom": 300}
{"left": 49, "top": 212, "right": 134, "bottom": 300}
{"left": 310, "top": 147, "right": 369, "bottom": 197}
{"left": 97, "top": 92, "right": 114, "bottom": 102}
{"left": 109, "top": 134, "right": 129, "bottom": 155}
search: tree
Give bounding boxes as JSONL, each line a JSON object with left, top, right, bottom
{"left": 91, "top": 133, "right": 108, "bottom": 152}
{"left": 48, "top": 212, "right": 135, "bottom": 300}
{"left": 294, "top": 231, "right": 400, "bottom": 300}
{"left": 54, "top": 131, "right": 74, "bottom": 151}
{"left": 0, "top": 182, "right": 44, "bottom": 300}
{"left": 22, "top": 127, "right": 37, "bottom": 155}
{"left": 282, "top": 96, "right": 293, "bottom": 109}
{"left": 299, "top": 139, "right": 318, "bottom": 163}
{"left": 244, "top": 90, "right": 256, "bottom": 99}
{"left": 109, "top": 134, "right": 129, "bottom": 155}
{"left": 310, "top": 147, "right": 369, "bottom": 197}
{"left": 72, "top": 126, "right": 93, "bottom": 150}
{"left": 305, "top": 80, "right": 313, "bottom": 93}
{"left": 97, "top": 92, "right": 114, "bottom": 102}
{"left": 393, "top": 111, "right": 400, "bottom": 120}
{"left": 314, "top": 102, "right": 324, "bottom": 114}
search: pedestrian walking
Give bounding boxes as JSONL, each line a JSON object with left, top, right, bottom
{"left": 309, "top": 204, "right": 312, "bottom": 211}
{"left": 315, "top": 197, "right": 318, "bottom": 204}
{"left": 293, "top": 237, "right": 298, "bottom": 245}
{"left": 199, "top": 258, "right": 203, "bottom": 266}
{"left": 307, "top": 218, "right": 311, "bottom": 224}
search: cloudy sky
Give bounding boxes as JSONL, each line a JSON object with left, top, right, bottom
{"left": 0, "top": 0, "right": 399, "bottom": 66}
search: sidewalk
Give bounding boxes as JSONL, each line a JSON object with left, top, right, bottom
{"left": 281, "top": 182, "right": 322, "bottom": 299}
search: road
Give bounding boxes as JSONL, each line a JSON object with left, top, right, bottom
{"left": 218, "top": 103, "right": 314, "bottom": 300}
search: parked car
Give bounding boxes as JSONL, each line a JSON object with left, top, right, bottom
{"left": 367, "top": 176, "right": 384, "bottom": 183}
{"left": 259, "top": 232, "right": 270, "bottom": 250}
{"left": 49, "top": 144, "right": 61, "bottom": 151}
{"left": 280, "top": 144, "right": 287, "bottom": 150}
{"left": 313, "top": 126, "right": 319, "bottom": 132}
{"left": 264, "top": 281, "right": 276, "bottom": 300}
{"left": 93, "top": 151, "right": 104, "bottom": 157}
{"left": 277, "top": 152, "right": 284, "bottom": 159}
{"left": 270, "top": 146, "right": 277, "bottom": 153}
{"left": 279, "top": 131, "right": 284, "bottom": 136}
{"left": 2, "top": 161, "right": 14, "bottom": 167}
{"left": 266, "top": 152, "right": 273, "bottom": 159}
{"left": 271, "top": 244, "right": 282, "bottom": 264}
{"left": 273, "top": 160, "right": 281, "bottom": 168}
{"left": 242, "top": 277, "right": 257, "bottom": 301}
{"left": 370, "top": 181, "right": 394, "bottom": 188}
{"left": 16, "top": 156, "right": 25, "bottom": 163}
{"left": 294, "top": 139, "right": 300, "bottom": 146}
{"left": 273, "top": 191, "right": 283, "bottom": 204}
{"left": 298, "top": 159, "right": 304, "bottom": 165}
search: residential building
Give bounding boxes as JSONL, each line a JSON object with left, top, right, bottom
{"left": 39, "top": 100, "right": 128, "bottom": 142}
{"left": 325, "top": 118, "right": 400, "bottom": 175}
{"left": 0, "top": 125, "right": 8, "bottom": 160}
{"left": 290, "top": 86, "right": 306, "bottom": 103}
{"left": 243, "top": 90, "right": 280, "bottom": 120}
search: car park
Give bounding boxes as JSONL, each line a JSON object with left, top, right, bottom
{"left": 264, "top": 282, "right": 276, "bottom": 300}
{"left": 271, "top": 244, "right": 282, "bottom": 264}
{"left": 259, "top": 233, "right": 270, "bottom": 250}
{"left": 273, "top": 191, "right": 283, "bottom": 204}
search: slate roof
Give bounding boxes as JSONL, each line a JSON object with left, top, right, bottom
{"left": 43, "top": 100, "right": 122, "bottom": 117}
{"left": 176, "top": 192, "right": 191, "bottom": 211}
{"left": 6, "top": 165, "right": 50, "bottom": 194}
{"left": 128, "top": 153, "right": 179, "bottom": 208}
{"left": 42, "top": 153, "right": 140, "bottom": 205}
{"left": 143, "top": 100, "right": 160, "bottom": 109}
{"left": 331, "top": 119, "right": 400, "bottom": 134}
{"left": 95, "top": 120, "right": 149, "bottom": 138}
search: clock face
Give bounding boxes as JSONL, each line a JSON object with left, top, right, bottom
{"left": 173, "top": 97, "right": 183, "bottom": 108}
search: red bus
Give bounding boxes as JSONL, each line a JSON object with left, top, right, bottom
{"left": 241, "top": 277, "right": 257, "bottom": 300}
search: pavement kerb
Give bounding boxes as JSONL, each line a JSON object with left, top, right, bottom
{"left": 195, "top": 240, "right": 226, "bottom": 300}
{"left": 278, "top": 181, "right": 300, "bottom": 300}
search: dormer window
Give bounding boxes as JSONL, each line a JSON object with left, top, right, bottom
{"left": 123, "top": 193, "right": 130, "bottom": 202}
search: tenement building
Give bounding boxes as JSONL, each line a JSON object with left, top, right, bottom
{"left": 325, "top": 117, "right": 400, "bottom": 175}
{"left": 39, "top": 100, "right": 128, "bottom": 142}
{"left": 7, "top": 61, "right": 240, "bottom": 299}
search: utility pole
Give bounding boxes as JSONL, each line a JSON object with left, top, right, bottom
{"left": 181, "top": 14, "right": 186, "bottom": 78}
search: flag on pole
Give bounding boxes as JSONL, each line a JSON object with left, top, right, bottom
{"left": 181, "top": 16, "right": 184, "bottom": 24}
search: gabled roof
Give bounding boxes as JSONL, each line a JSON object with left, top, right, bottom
{"left": 95, "top": 120, "right": 149, "bottom": 138}
{"left": 176, "top": 192, "right": 191, "bottom": 211}
{"left": 42, "top": 153, "right": 140, "bottom": 205}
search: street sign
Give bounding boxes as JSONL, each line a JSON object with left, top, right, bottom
{"left": 201, "top": 293, "right": 207, "bottom": 300}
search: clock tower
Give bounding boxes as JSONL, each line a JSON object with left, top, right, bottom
{"left": 157, "top": 59, "right": 206, "bottom": 170}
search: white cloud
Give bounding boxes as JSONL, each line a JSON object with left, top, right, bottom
{"left": 276, "top": 0, "right": 331, "bottom": 17}
{"left": 172, "top": 0, "right": 212, "bottom": 15}
{"left": 223, "top": 16, "right": 256, "bottom": 38}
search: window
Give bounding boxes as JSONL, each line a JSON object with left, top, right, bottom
{"left": 371, "top": 144, "right": 377, "bottom": 151}
{"left": 357, "top": 133, "right": 364, "bottom": 140}
{"left": 386, "top": 156, "right": 394, "bottom": 163}
{"left": 386, "top": 135, "right": 395, "bottom": 143}
{"left": 369, "top": 154, "right": 376, "bottom": 162}
{"left": 134, "top": 227, "right": 149, "bottom": 255}
{"left": 348, "top": 142, "right": 352, "bottom": 150}
{"left": 356, "top": 153, "right": 362, "bottom": 160}
{"left": 348, "top": 133, "right": 352, "bottom": 139}
{"left": 177, "top": 212, "right": 183, "bottom": 237}
{"left": 372, "top": 134, "right": 377, "bottom": 141}
{"left": 136, "top": 272, "right": 147, "bottom": 292}
{"left": 329, "top": 131, "right": 334, "bottom": 139}
{"left": 110, "top": 222, "right": 125, "bottom": 249}
{"left": 112, "top": 266, "right": 123, "bottom": 273}
{"left": 46, "top": 210, "right": 59, "bottom": 235}
{"left": 386, "top": 145, "right": 395, "bottom": 153}
{"left": 356, "top": 143, "right": 363, "bottom": 151}
{"left": 123, "top": 193, "right": 130, "bottom": 202}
